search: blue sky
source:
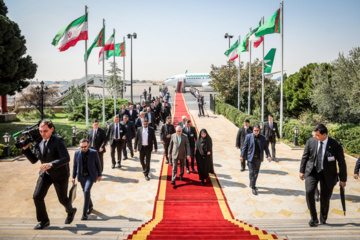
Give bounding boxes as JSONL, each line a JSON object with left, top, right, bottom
{"left": 4, "top": 0, "right": 360, "bottom": 82}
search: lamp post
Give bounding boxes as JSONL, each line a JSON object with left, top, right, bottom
{"left": 127, "top": 33, "right": 137, "bottom": 102}
{"left": 72, "top": 126, "right": 77, "bottom": 147}
{"left": 3, "top": 132, "right": 10, "bottom": 158}
{"left": 293, "top": 126, "right": 299, "bottom": 147}
{"left": 36, "top": 81, "right": 49, "bottom": 120}
{"left": 224, "top": 33, "right": 233, "bottom": 48}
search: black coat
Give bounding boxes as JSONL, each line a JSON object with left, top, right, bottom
{"left": 354, "top": 157, "right": 360, "bottom": 174}
{"left": 236, "top": 126, "right": 253, "bottom": 149}
{"left": 128, "top": 109, "right": 138, "bottom": 122}
{"left": 23, "top": 135, "right": 70, "bottom": 181}
{"left": 119, "top": 109, "right": 130, "bottom": 121}
{"left": 300, "top": 137, "right": 347, "bottom": 188}
{"left": 145, "top": 112, "right": 156, "bottom": 127}
{"left": 122, "top": 120, "right": 136, "bottom": 140}
{"left": 262, "top": 121, "right": 280, "bottom": 141}
{"left": 134, "top": 127, "right": 157, "bottom": 152}
{"left": 160, "top": 123, "right": 176, "bottom": 144}
{"left": 87, "top": 128, "right": 107, "bottom": 152}
{"left": 106, "top": 122, "right": 127, "bottom": 145}
{"left": 182, "top": 126, "right": 198, "bottom": 148}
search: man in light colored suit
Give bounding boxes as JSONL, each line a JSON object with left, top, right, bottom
{"left": 168, "top": 125, "right": 191, "bottom": 186}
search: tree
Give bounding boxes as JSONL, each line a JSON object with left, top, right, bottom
{"left": 0, "top": 0, "right": 37, "bottom": 113}
{"left": 106, "top": 61, "right": 123, "bottom": 98}
{"left": 310, "top": 47, "right": 360, "bottom": 123}
{"left": 63, "top": 85, "right": 86, "bottom": 113}
{"left": 15, "top": 86, "right": 59, "bottom": 113}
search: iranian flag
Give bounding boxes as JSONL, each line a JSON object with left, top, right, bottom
{"left": 249, "top": 20, "right": 264, "bottom": 48}
{"left": 99, "top": 33, "right": 114, "bottom": 63}
{"left": 85, "top": 26, "right": 104, "bottom": 60}
{"left": 255, "top": 9, "right": 280, "bottom": 37}
{"left": 107, "top": 42, "right": 126, "bottom": 58}
{"left": 52, "top": 13, "right": 88, "bottom": 51}
{"left": 237, "top": 27, "right": 259, "bottom": 54}
{"left": 224, "top": 40, "right": 239, "bottom": 61}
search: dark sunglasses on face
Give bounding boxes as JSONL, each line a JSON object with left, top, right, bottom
{"left": 253, "top": 130, "right": 260, "bottom": 132}
{"left": 80, "top": 146, "right": 88, "bottom": 149}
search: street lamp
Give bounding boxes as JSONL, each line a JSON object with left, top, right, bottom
{"left": 127, "top": 32, "right": 137, "bottom": 102}
{"left": 3, "top": 132, "right": 11, "bottom": 158}
{"left": 293, "top": 125, "right": 299, "bottom": 147}
{"left": 72, "top": 126, "right": 77, "bottom": 146}
{"left": 36, "top": 81, "right": 49, "bottom": 120}
{"left": 224, "top": 33, "right": 233, "bottom": 48}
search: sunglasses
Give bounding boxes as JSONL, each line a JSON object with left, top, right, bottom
{"left": 80, "top": 146, "right": 88, "bottom": 149}
{"left": 253, "top": 130, "right": 260, "bottom": 132}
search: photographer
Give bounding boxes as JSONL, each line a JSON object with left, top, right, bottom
{"left": 197, "top": 94, "right": 205, "bottom": 116}
{"left": 22, "top": 120, "right": 76, "bottom": 229}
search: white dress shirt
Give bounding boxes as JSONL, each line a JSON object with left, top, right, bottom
{"left": 317, "top": 137, "right": 328, "bottom": 170}
{"left": 39, "top": 139, "right": 48, "bottom": 155}
{"left": 142, "top": 127, "right": 149, "bottom": 146}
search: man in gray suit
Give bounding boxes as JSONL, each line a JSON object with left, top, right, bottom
{"left": 168, "top": 125, "right": 191, "bottom": 186}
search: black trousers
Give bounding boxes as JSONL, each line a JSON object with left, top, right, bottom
{"left": 164, "top": 142, "right": 171, "bottom": 161}
{"left": 266, "top": 136, "right": 276, "bottom": 160}
{"left": 122, "top": 138, "right": 134, "bottom": 158}
{"left": 186, "top": 147, "right": 195, "bottom": 170}
{"left": 248, "top": 158, "right": 261, "bottom": 188}
{"left": 139, "top": 145, "right": 152, "bottom": 175}
{"left": 111, "top": 140, "right": 125, "bottom": 165}
{"left": 240, "top": 150, "right": 247, "bottom": 170}
{"left": 198, "top": 104, "right": 204, "bottom": 116}
{"left": 305, "top": 168, "right": 334, "bottom": 221}
{"left": 98, "top": 151, "right": 104, "bottom": 172}
{"left": 33, "top": 173, "right": 73, "bottom": 222}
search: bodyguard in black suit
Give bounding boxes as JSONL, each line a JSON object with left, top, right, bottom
{"left": 122, "top": 115, "right": 136, "bottom": 159}
{"left": 119, "top": 105, "right": 130, "bottom": 121}
{"left": 128, "top": 105, "right": 138, "bottom": 123}
{"left": 182, "top": 120, "right": 198, "bottom": 173}
{"left": 160, "top": 116, "right": 176, "bottom": 165}
{"left": 22, "top": 120, "right": 76, "bottom": 229}
{"left": 87, "top": 119, "right": 107, "bottom": 172}
{"left": 145, "top": 107, "right": 156, "bottom": 130}
{"left": 262, "top": 114, "right": 280, "bottom": 161}
{"left": 161, "top": 102, "right": 171, "bottom": 123}
{"left": 134, "top": 119, "right": 158, "bottom": 181}
{"left": 236, "top": 119, "right": 253, "bottom": 171}
{"left": 135, "top": 112, "right": 146, "bottom": 130}
{"left": 299, "top": 124, "right": 347, "bottom": 227}
{"left": 106, "top": 116, "right": 127, "bottom": 168}
{"left": 353, "top": 157, "right": 360, "bottom": 179}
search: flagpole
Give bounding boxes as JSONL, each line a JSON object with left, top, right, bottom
{"left": 280, "top": 1, "right": 284, "bottom": 138}
{"left": 84, "top": 5, "right": 89, "bottom": 127}
{"left": 123, "top": 36, "right": 125, "bottom": 99}
{"left": 102, "top": 19, "right": 106, "bottom": 125}
{"left": 113, "top": 28, "right": 116, "bottom": 116}
{"left": 248, "top": 27, "right": 252, "bottom": 115}
{"left": 238, "top": 35, "right": 241, "bottom": 110}
{"left": 261, "top": 16, "right": 265, "bottom": 123}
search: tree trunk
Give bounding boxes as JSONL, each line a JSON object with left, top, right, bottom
{"left": 0, "top": 95, "right": 8, "bottom": 114}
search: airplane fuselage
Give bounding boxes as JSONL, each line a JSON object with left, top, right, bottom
{"left": 164, "top": 73, "right": 211, "bottom": 87}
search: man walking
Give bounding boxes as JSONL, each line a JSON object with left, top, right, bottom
{"left": 135, "top": 112, "right": 146, "bottom": 130}
{"left": 119, "top": 105, "right": 130, "bottom": 121}
{"left": 183, "top": 120, "right": 198, "bottom": 173}
{"left": 161, "top": 102, "right": 171, "bottom": 123}
{"left": 146, "top": 106, "right": 156, "bottom": 130}
{"left": 134, "top": 119, "right": 158, "bottom": 181}
{"left": 122, "top": 115, "right": 136, "bottom": 160}
{"left": 72, "top": 139, "right": 102, "bottom": 220}
{"left": 241, "top": 124, "right": 271, "bottom": 195}
{"left": 197, "top": 94, "right": 205, "bottom": 116}
{"left": 169, "top": 125, "right": 191, "bottom": 186}
{"left": 128, "top": 105, "right": 138, "bottom": 123}
{"left": 106, "top": 116, "right": 127, "bottom": 168}
{"left": 299, "top": 124, "right": 347, "bottom": 227}
{"left": 177, "top": 116, "right": 187, "bottom": 128}
{"left": 160, "top": 116, "right": 176, "bottom": 165}
{"left": 262, "top": 114, "right": 280, "bottom": 162}
{"left": 87, "top": 120, "right": 107, "bottom": 172}
{"left": 236, "top": 119, "right": 253, "bottom": 172}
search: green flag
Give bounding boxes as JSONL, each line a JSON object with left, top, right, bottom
{"left": 237, "top": 27, "right": 259, "bottom": 55}
{"left": 264, "top": 48, "right": 276, "bottom": 73}
{"left": 107, "top": 42, "right": 125, "bottom": 59}
{"left": 84, "top": 26, "right": 105, "bottom": 61}
{"left": 255, "top": 9, "right": 280, "bottom": 37}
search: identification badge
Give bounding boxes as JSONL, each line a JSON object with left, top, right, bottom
{"left": 328, "top": 156, "right": 335, "bottom": 161}
{"left": 273, "top": 128, "right": 276, "bottom": 131}
{"left": 120, "top": 130, "right": 123, "bottom": 133}
{"left": 190, "top": 134, "right": 194, "bottom": 137}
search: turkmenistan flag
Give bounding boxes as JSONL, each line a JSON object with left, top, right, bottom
{"left": 224, "top": 40, "right": 239, "bottom": 61}
{"left": 99, "top": 33, "right": 115, "bottom": 63}
{"left": 255, "top": 9, "right": 280, "bottom": 37}
{"left": 264, "top": 48, "right": 276, "bottom": 73}
{"left": 237, "top": 27, "right": 258, "bottom": 54}
{"left": 85, "top": 26, "right": 105, "bottom": 60}
{"left": 107, "top": 42, "right": 126, "bottom": 59}
{"left": 52, "top": 13, "right": 88, "bottom": 52}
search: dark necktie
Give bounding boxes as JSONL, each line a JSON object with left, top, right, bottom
{"left": 316, "top": 141, "right": 323, "bottom": 172}
{"left": 115, "top": 124, "right": 119, "bottom": 139}
{"left": 43, "top": 140, "right": 47, "bottom": 156}
{"left": 92, "top": 130, "right": 96, "bottom": 147}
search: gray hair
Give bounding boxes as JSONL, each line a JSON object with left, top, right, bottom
{"left": 176, "top": 125, "right": 182, "bottom": 130}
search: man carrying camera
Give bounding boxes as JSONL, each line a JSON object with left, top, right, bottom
{"left": 22, "top": 120, "right": 76, "bottom": 229}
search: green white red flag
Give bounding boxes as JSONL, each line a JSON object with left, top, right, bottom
{"left": 224, "top": 40, "right": 239, "bottom": 61}
{"left": 249, "top": 20, "right": 264, "bottom": 48}
{"left": 52, "top": 13, "right": 88, "bottom": 52}
{"left": 99, "top": 33, "right": 114, "bottom": 63}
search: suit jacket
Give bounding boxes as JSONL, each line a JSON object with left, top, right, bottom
{"left": 300, "top": 137, "right": 347, "bottom": 188}
{"left": 145, "top": 112, "right": 156, "bottom": 127}
{"left": 119, "top": 109, "right": 130, "bottom": 121}
{"left": 23, "top": 135, "right": 70, "bottom": 181}
{"left": 128, "top": 109, "right": 138, "bottom": 122}
{"left": 161, "top": 106, "right": 171, "bottom": 119}
{"left": 106, "top": 122, "right": 127, "bottom": 145}
{"left": 135, "top": 117, "right": 144, "bottom": 130}
{"left": 169, "top": 133, "right": 190, "bottom": 160}
{"left": 262, "top": 121, "right": 280, "bottom": 141}
{"left": 177, "top": 121, "right": 186, "bottom": 128}
{"left": 160, "top": 123, "right": 176, "bottom": 144}
{"left": 72, "top": 148, "right": 102, "bottom": 182}
{"left": 236, "top": 126, "right": 253, "bottom": 149}
{"left": 241, "top": 133, "right": 271, "bottom": 162}
{"left": 87, "top": 128, "right": 107, "bottom": 153}
{"left": 182, "top": 126, "right": 198, "bottom": 149}
{"left": 122, "top": 120, "right": 136, "bottom": 140}
{"left": 134, "top": 127, "right": 158, "bottom": 152}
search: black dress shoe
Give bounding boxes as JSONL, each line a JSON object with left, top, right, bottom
{"left": 111, "top": 164, "right": 115, "bottom": 169}
{"left": 320, "top": 216, "right": 326, "bottom": 224}
{"left": 87, "top": 207, "right": 93, "bottom": 215}
{"left": 309, "top": 219, "right": 319, "bottom": 227}
{"left": 240, "top": 168, "right": 245, "bottom": 172}
{"left": 192, "top": 168, "right": 196, "bottom": 173}
{"left": 201, "top": 180, "right": 205, "bottom": 186}
{"left": 170, "top": 181, "right": 175, "bottom": 185}
{"left": 131, "top": 154, "right": 134, "bottom": 158}
{"left": 81, "top": 214, "right": 88, "bottom": 220}
{"left": 180, "top": 176, "right": 183, "bottom": 181}
{"left": 170, "top": 162, "right": 173, "bottom": 166}
{"left": 252, "top": 188, "right": 258, "bottom": 195}
{"left": 117, "top": 163, "right": 121, "bottom": 168}
{"left": 145, "top": 175, "right": 150, "bottom": 181}
{"left": 165, "top": 160, "right": 169, "bottom": 164}
{"left": 65, "top": 208, "right": 77, "bottom": 224}
{"left": 123, "top": 157, "right": 128, "bottom": 160}
{"left": 186, "top": 169, "right": 190, "bottom": 174}
{"left": 34, "top": 220, "right": 50, "bottom": 230}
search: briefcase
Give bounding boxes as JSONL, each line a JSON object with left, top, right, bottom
{"left": 69, "top": 183, "right": 77, "bottom": 204}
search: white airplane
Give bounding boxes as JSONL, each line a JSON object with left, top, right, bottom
{"left": 164, "top": 73, "right": 212, "bottom": 88}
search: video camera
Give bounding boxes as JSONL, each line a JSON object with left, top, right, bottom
{"left": 13, "top": 120, "right": 42, "bottom": 149}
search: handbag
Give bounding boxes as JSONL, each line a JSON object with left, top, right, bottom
{"left": 69, "top": 182, "right": 77, "bottom": 204}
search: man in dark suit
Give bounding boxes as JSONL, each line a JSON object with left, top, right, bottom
{"left": 122, "top": 115, "right": 136, "bottom": 160}
{"left": 87, "top": 119, "right": 107, "bottom": 172}
{"left": 128, "top": 105, "right": 138, "bottom": 123}
{"left": 119, "top": 105, "right": 130, "bottom": 121}
{"left": 154, "top": 100, "right": 161, "bottom": 126}
{"left": 134, "top": 119, "right": 158, "bottom": 181}
{"left": 197, "top": 94, "right": 205, "bottom": 116}
{"left": 353, "top": 157, "right": 360, "bottom": 179}
{"left": 135, "top": 111, "right": 146, "bottom": 130}
{"left": 72, "top": 139, "right": 102, "bottom": 220}
{"left": 22, "top": 120, "right": 76, "bottom": 229}
{"left": 299, "top": 124, "right": 347, "bottom": 227}
{"left": 161, "top": 102, "right": 171, "bottom": 123}
{"left": 177, "top": 116, "right": 187, "bottom": 129}
{"left": 236, "top": 119, "right": 253, "bottom": 172}
{"left": 160, "top": 116, "right": 176, "bottom": 165}
{"left": 262, "top": 114, "right": 280, "bottom": 162}
{"left": 106, "top": 116, "right": 127, "bottom": 169}
{"left": 182, "top": 120, "right": 198, "bottom": 173}
{"left": 241, "top": 124, "right": 271, "bottom": 195}
{"left": 145, "top": 107, "right": 156, "bottom": 130}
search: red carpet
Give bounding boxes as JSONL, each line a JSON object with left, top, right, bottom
{"left": 127, "top": 93, "right": 281, "bottom": 240}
